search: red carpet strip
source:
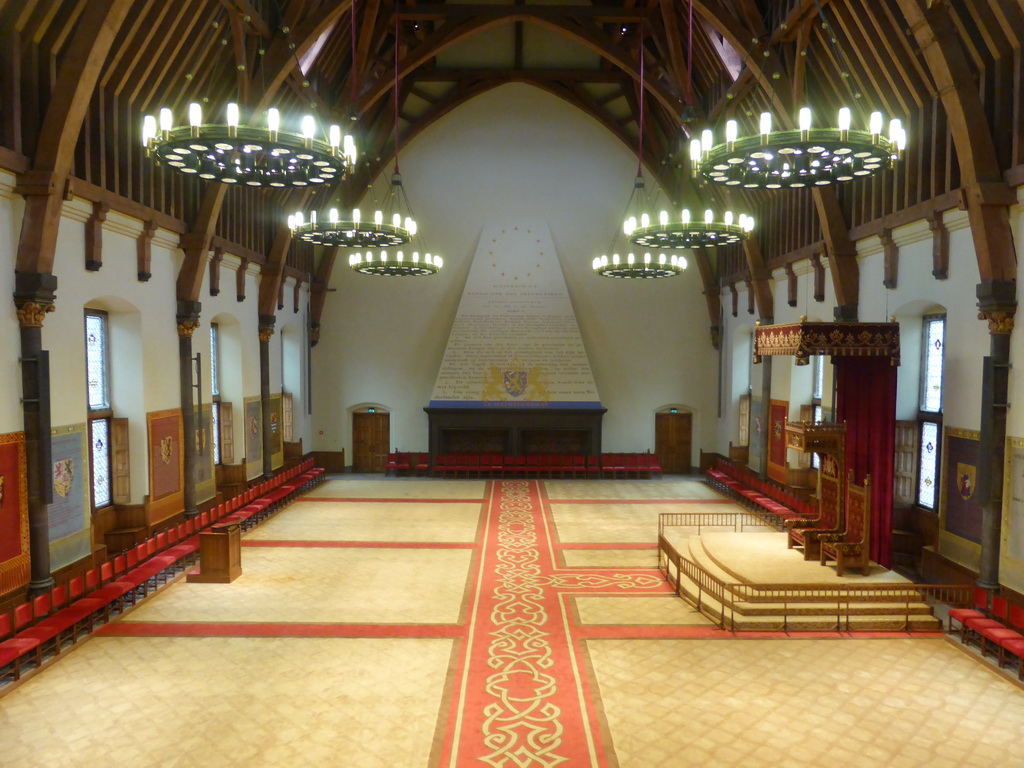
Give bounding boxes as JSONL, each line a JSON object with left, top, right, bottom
{"left": 296, "top": 497, "right": 484, "bottom": 504}
{"left": 95, "top": 622, "right": 463, "bottom": 638}
{"left": 441, "top": 480, "right": 668, "bottom": 767}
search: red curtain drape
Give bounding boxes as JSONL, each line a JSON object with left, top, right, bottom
{"left": 836, "top": 356, "right": 896, "bottom": 568}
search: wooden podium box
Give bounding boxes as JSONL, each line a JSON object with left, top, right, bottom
{"left": 187, "top": 522, "right": 242, "bottom": 583}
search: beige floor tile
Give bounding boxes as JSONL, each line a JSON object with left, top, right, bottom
{"left": 247, "top": 500, "right": 482, "bottom": 543}
{"left": 0, "top": 636, "right": 452, "bottom": 768}
{"left": 561, "top": 548, "right": 660, "bottom": 569}
{"left": 552, "top": 503, "right": 704, "bottom": 543}
{"left": 545, "top": 479, "right": 722, "bottom": 500}
{"left": 305, "top": 479, "right": 485, "bottom": 499}
{"left": 588, "top": 637, "right": 1024, "bottom": 768}
{"left": 575, "top": 596, "right": 713, "bottom": 626}
{"left": 123, "top": 547, "right": 472, "bottom": 624}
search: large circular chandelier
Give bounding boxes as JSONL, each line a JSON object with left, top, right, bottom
{"left": 693, "top": 107, "right": 906, "bottom": 189}
{"left": 347, "top": 249, "right": 442, "bottom": 277}
{"left": 141, "top": 103, "right": 357, "bottom": 187}
{"left": 289, "top": 173, "right": 416, "bottom": 248}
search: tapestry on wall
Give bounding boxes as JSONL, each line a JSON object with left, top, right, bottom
{"left": 48, "top": 424, "right": 91, "bottom": 570}
{"left": 193, "top": 404, "right": 215, "bottom": 503}
{"left": 0, "top": 432, "right": 30, "bottom": 594}
{"left": 1003, "top": 437, "right": 1024, "bottom": 594}
{"left": 270, "top": 393, "right": 283, "bottom": 470}
{"left": 146, "top": 409, "right": 184, "bottom": 526}
{"left": 243, "top": 396, "right": 262, "bottom": 476}
{"left": 767, "top": 400, "right": 788, "bottom": 484}
{"left": 750, "top": 395, "right": 763, "bottom": 463}
{"left": 940, "top": 427, "right": 982, "bottom": 547}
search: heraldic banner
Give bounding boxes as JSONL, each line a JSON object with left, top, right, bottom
{"left": 767, "top": 400, "right": 789, "bottom": 484}
{"left": 270, "top": 393, "right": 283, "bottom": 470}
{"left": 193, "top": 404, "right": 215, "bottom": 503}
{"left": 939, "top": 427, "right": 982, "bottom": 571}
{"left": 147, "top": 409, "right": 184, "bottom": 525}
{"left": 49, "top": 424, "right": 91, "bottom": 570}
{"left": 0, "top": 431, "right": 30, "bottom": 594}
{"left": 243, "top": 396, "right": 263, "bottom": 479}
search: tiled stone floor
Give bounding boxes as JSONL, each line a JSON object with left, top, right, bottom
{"left": 2, "top": 476, "right": 1023, "bottom": 767}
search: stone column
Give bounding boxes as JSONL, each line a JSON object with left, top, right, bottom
{"left": 975, "top": 281, "right": 1015, "bottom": 591}
{"left": 14, "top": 273, "right": 58, "bottom": 596}
{"left": 756, "top": 318, "right": 773, "bottom": 480}
{"left": 177, "top": 301, "right": 201, "bottom": 519}
{"left": 259, "top": 314, "right": 275, "bottom": 479}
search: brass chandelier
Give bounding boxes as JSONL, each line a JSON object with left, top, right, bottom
{"left": 693, "top": 107, "right": 906, "bottom": 189}
{"left": 142, "top": 103, "right": 357, "bottom": 188}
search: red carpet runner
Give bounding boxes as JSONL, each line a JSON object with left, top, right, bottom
{"left": 442, "top": 480, "right": 669, "bottom": 767}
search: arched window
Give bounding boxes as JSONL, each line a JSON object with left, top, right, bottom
{"left": 916, "top": 314, "right": 945, "bottom": 509}
{"left": 85, "top": 310, "right": 112, "bottom": 509}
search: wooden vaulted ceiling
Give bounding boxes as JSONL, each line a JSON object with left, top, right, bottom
{"left": 2, "top": 0, "right": 1024, "bottom": 327}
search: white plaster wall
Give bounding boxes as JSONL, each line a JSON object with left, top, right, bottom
{"left": 313, "top": 83, "right": 719, "bottom": 462}
{"left": 0, "top": 173, "right": 24, "bottom": 435}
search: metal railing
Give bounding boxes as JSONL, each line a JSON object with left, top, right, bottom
{"left": 658, "top": 511, "right": 776, "bottom": 536}
{"left": 658, "top": 529, "right": 972, "bottom": 633}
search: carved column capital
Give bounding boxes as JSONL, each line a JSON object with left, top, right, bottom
{"left": 177, "top": 318, "right": 200, "bottom": 338}
{"left": 977, "top": 280, "right": 1017, "bottom": 335}
{"left": 15, "top": 301, "right": 55, "bottom": 328}
{"left": 309, "top": 321, "right": 321, "bottom": 347}
{"left": 258, "top": 314, "right": 276, "bottom": 343}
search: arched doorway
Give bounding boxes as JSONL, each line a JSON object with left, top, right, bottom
{"left": 655, "top": 408, "right": 692, "bottom": 474}
{"left": 352, "top": 407, "right": 390, "bottom": 473}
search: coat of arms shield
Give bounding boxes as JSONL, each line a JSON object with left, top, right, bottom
{"left": 160, "top": 436, "right": 173, "bottom": 465}
{"left": 503, "top": 370, "right": 528, "bottom": 398}
{"left": 53, "top": 458, "right": 74, "bottom": 498}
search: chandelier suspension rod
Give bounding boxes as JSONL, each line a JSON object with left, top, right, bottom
{"left": 636, "top": 14, "right": 644, "bottom": 178}
{"left": 394, "top": 1, "right": 401, "bottom": 174}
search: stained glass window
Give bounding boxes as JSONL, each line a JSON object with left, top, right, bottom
{"left": 813, "top": 355, "right": 825, "bottom": 401}
{"left": 918, "top": 421, "right": 939, "bottom": 509}
{"left": 210, "top": 324, "right": 220, "bottom": 398}
{"left": 812, "top": 405, "right": 823, "bottom": 470}
{"left": 921, "top": 315, "right": 945, "bottom": 413}
{"left": 85, "top": 312, "right": 109, "bottom": 410}
{"left": 212, "top": 402, "right": 221, "bottom": 466}
{"left": 91, "top": 418, "right": 111, "bottom": 508}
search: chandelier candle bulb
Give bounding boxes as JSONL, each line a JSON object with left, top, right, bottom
{"left": 701, "top": 129, "right": 713, "bottom": 155}
{"left": 393, "top": 213, "right": 401, "bottom": 228}
{"left": 301, "top": 115, "right": 315, "bottom": 141}
{"left": 640, "top": 213, "right": 650, "bottom": 228}
{"left": 838, "top": 107, "right": 851, "bottom": 135}
{"left": 870, "top": 111, "right": 883, "bottom": 137}
{"left": 267, "top": 108, "right": 280, "bottom": 134}
{"left": 226, "top": 103, "right": 239, "bottom": 129}
{"left": 329, "top": 208, "right": 338, "bottom": 224}
{"left": 374, "top": 210, "right": 383, "bottom": 227}
{"left": 704, "top": 209, "right": 713, "bottom": 224}
{"left": 142, "top": 116, "right": 156, "bottom": 146}
{"left": 352, "top": 208, "right": 360, "bottom": 225}
{"left": 759, "top": 111, "right": 772, "bottom": 139}
{"left": 659, "top": 211, "right": 669, "bottom": 226}
{"left": 329, "top": 124, "right": 341, "bottom": 148}
{"left": 682, "top": 209, "right": 690, "bottom": 224}
{"left": 159, "top": 108, "right": 172, "bottom": 133}
{"left": 310, "top": 210, "right": 316, "bottom": 226}
{"left": 799, "top": 107, "right": 812, "bottom": 132}
{"left": 726, "top": 120, "right": 738, "bottom": 145}
{"left": 189, "top": 103, "right": 202, "bottom": 128}
{"left": 724, "top": 211, "right": 734, "bottom": 226}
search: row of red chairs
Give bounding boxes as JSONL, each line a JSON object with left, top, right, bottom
{"left": 949, "top": 589, "right": 1024, "bottom": 676}
{"left": 706, "top": 457, "right": 815, "bottom": 525}
{"left": 385, "top": 452, "right": 663, "bottom": 479}
{"left": 0, "top": 459, "right": 326, "bottom": 684}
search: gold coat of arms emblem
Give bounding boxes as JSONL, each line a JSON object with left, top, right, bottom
{"left": 53, "top": 458, "right": 74, "bottom": 498}
{"left": 160, "top": 436, "right": 173, "bottom": 464}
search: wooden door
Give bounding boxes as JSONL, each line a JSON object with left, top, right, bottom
{"left": 894, "top": 420, "right": 918, "bottom": 506}
{"left": 655, "top": 412, "right": 692, "bottom": 474}
{"left": 353, "top": 412, "right": 390, "bottom": 473}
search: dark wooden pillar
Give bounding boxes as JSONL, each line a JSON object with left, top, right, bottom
{"left": 259, "top": 314, "right": 275, "bottom": 479}
{"left": 14, "top": 273, "right": 57, "bottom": 596}
{"left": 177, "top": 301, "right": 201, "bottom": 519}
{"left": 976, "top": 281, "right": 1015, "bottom": 590}
{"left": 756, "top": 317, "right": 773, "bottom": 480}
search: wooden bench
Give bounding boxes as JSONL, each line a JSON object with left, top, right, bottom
{"left": 705, "top": 457, "right": 814, "bottom": 527}
{"left": 819, "top": 473, "right": 871, "bottom": 576}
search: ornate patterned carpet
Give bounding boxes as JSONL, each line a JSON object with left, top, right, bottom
{"left": 2, "top": 478, "right": 1024, "bottom": 767}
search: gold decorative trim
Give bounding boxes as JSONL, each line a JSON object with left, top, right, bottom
{"left": 258, "top": 326, "right": 275, "bottom": 343}
{"left": 754, "top": 320, "right": 901, "bottom": 365}
{"left": 978, "top": 309, "right": 1015, "bottom": 335}
{"left": 176, "top": 319, "right": 199, "bottom": 338}
{"left": 15, "top": 301, "right": 55, "bottom": 328}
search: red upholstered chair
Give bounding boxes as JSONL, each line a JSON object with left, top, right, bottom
{"left": 0, "top": 609, "right": 42, "bottom": 681}
{"left": 948, "top": 586, "right": 989, "bottom": 639}
{"left": 414, "top": 453, "right": 430, "bottom": 476}
{"left": 965, "top": 595, "right": 1012, "bottom": 648}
